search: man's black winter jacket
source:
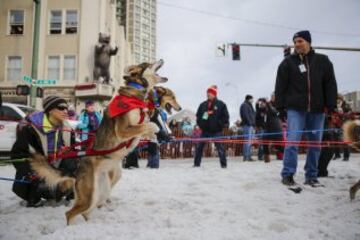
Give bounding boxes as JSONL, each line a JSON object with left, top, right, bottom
{"left": 196, "top": 99, "right": 229, "bottom": 133}
{"left": 275, "top": 49, "right": 337, "bottom": 113}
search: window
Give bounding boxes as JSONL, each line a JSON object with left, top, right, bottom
{"left": 9, "top": 10, "right": 24, "bottom": 35}
{"left": 0, "top": 106, "right": 22, "bottom": 121}
{"left": 50, "top": 10, "right": 62, "bottom": 34}
{"left": 63, "top": 56, "right": 76, "bottom": 80}
{"left": 66, "top": 10, "right": 78, "bottom": 34}
{"left": 48, "top": 56, "right": 60, "bottom": 80}
{"left": 7, "top": 56, "right": 22, "bottom": 82}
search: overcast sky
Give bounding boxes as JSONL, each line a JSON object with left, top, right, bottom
{"left": 157, "top": 0, "right": 360, "bottom": 123}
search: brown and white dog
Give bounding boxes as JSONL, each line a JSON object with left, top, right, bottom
{"left": 30, "top": 60, "right": 168, "bottom": 224}
{"left": 343, "top": 120, "right": 360, "bottom": 200}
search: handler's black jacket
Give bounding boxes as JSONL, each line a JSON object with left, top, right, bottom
{"left": 275, "top": 49, "right": 337, "bottom": 113}
{"left": 11, "top": 115, "right": 76, "bottom": 201}
{"left": 196, "top": 99, "right": 229, "bottom": 133}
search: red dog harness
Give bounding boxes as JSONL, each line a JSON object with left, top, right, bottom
{"left": 109, "top": 94, "right": 148, "bottom": 118}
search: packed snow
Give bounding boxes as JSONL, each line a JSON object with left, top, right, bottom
{"left": 0, "top": 155, "right": 360, "bottom": 240}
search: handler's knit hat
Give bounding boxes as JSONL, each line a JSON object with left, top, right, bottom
{"left": 293, "top": 30, "right": 312, "bottom": 44}
{"left": 207, "top": 85, "right": 218, "bottom": 97}
{"left": 43, "top": 96, "right": 68, "bottom": 113}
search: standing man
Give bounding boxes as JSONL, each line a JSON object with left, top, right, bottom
{"left": 194, "top": 85, "right": 229, "bottom": 168}
{"left": 240, "top": 95, "right": 256, "bottom": 161}
{"left": 275, "top": 30, "right": 337, "bottom": 187}
{"left": 77, "top": 100, "right": 103, "bottom": 141}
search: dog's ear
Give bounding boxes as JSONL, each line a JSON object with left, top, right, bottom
{"left": 124, "top": 65, "right": 140, "bottom": 76}
{"left": 155, "top": 86, "right": 166, "bottom": 97}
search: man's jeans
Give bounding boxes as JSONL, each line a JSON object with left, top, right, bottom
{"left": 281, "top": 109, "right": 325, "bottom": 180}
{"left": 242, "top": 125, "right": 253, "bottom": 160}
{"left": 194, "top": 131, "right": 227, "bottom": 167}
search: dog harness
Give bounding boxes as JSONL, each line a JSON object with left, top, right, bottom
{"left": 108, "top": 94, "right": 148, "bottom": 118}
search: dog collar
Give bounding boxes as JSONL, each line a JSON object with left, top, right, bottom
{"left": 153, "top": 90, "right": 160, "bottom": 108}
{"left": 128, "top": 82, "right": 145, "bottom": 90}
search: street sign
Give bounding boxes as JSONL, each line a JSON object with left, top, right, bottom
{"left": 23, "top": 76, "right": 57, "bottom": 85}
{"left": 23, "top": 75, "right": 32, "bottom": 84}
{"left": 35, "top": 79, "right": 57, "bottom": 85}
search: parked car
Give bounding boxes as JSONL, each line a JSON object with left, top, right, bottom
{"left": 0, "top": 103, "right": 36, "bottom": 158}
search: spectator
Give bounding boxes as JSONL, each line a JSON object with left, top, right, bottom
{"left": 257, "top": 98, "right": 284, "bottom": 163}
{"left": 181, "top": 117, "right": 193, "bottom": 136}
{"left": 192, "top": 125, "right": 202, "bottom": 138}
{"left": 255, "top": 98, "right": 266, "bottom": 161}
{"left": 194, "top": 85, "right": 229, "bottom": 168}
{"left": 77, "top": 100, "right": 102, "bottom": 141}
{"left": 169, "top": 119, "right": 179, "bottom": 131}
{"left": 275, "top": 30, "right": 337, "bottom": 187}
{"left": 240, "top": 95, "right": 256, "bottom": 161}
{"left": 11, "top": 96, "right": 77, "bottom": 207}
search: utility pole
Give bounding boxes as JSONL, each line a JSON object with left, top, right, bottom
{"left": 227, "top": 43, "right": 360, "bottom": 52}
{"left": 30, "top": 0, "right": 41, "bottom": 107}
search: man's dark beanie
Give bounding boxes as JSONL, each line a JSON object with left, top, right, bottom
{"left": 43, "top": 96, "right": 68, "bottom": 113}
{"left": 293, "top": 30, "right": 311, "bottom": 44}
{"left": 245, "top": 95, "right": 253, "bottom": 101}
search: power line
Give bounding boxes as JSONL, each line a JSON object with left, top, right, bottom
{"left": 158, "top": 1, "right": 360, "bottom": 38}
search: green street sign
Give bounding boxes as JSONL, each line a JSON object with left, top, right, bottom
{"left": 23, "top": 75, "right": 32, "bottom": 84}
{"left": 35, "top": 79, "right": 57, "bottom": 85}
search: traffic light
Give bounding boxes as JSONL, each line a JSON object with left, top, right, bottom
{"left": 36, "top": 87, "right": 43, "bottom": 98}
{"left": 15, "top": 85, "right": 30, "bottom": 96}
{"left": 232, "top": 44, "right": 240, "bottom": 60}
{"left": 283, "top": 46, "right": 291, "bottom": 57}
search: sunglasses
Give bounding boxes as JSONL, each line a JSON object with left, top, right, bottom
{"left": 56, "top": 106, "right": 68, "bottom": 111}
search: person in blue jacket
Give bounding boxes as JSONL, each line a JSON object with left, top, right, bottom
{"left": 77, "top": 100, "right": 103, "bottom": 141}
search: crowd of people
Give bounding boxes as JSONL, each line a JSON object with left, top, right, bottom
{"left": 8, "top": 29, "right": 358, "bottom": 207}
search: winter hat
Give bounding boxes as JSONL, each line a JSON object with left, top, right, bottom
{"left": 43, "top": 96, "right": 68, "bottom": 113}
{"left": 293, "top": 30, "right": 312, "bottom": 44}
{"left": 207, "top": 85, "right": 218, "bottom": 97}
{"left": 85, "top": 100, "right": 94, "bottom": 107}
{"left": 245, "top": 95, "right": 253, "bottom": 101}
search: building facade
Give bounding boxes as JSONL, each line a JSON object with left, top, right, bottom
{"left": 116, "top": 0, "right": 156, "bottom": 64}
{"left": 0, "top": 0, "right": 134, "bottom": 111}
{"left": 343, "top": 91, "right": 360, "bottom": 112}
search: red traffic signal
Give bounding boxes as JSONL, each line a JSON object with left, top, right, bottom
{"left": 232, "top": 44, "right": 240, "bottom": 61}
{"left": 16, "top": 85, "right": 30, "bottom": 96}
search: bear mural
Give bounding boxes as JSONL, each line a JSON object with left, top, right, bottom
{"left": 93, "top": 33, "right": 118, "bottom": 84}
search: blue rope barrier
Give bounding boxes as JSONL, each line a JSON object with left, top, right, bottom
{"left": 166, "top": 128, "right": 340, "bottom": 144}
{"left": 0, "top": 177, "right": 30, "bottom": 184}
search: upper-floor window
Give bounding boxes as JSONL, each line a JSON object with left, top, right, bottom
{"left": 49, "top": 10, "right": 78, "bottom": 34}
{"left": 9, "top": 10, "right": 24, "bottom": 35}
{"left": 48, "top": 56, "right": 60, "bottom": 80}
{"left": 50, "top": 10, "right": 62, "bottom": 34}
{"left": 66, "top": 10, "right": 78, "bottom": 34}
{"left": 7, "top": 56, "right": 22, "bottom": 82}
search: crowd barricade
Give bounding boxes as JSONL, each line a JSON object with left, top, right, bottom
{"left": 136, "top": 126, "right": 313, "bottom": 159}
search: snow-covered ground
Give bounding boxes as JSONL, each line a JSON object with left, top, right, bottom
{"left": 0, "top": 155, "right": 360, "bottom": 240}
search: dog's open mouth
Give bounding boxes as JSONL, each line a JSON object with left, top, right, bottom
{"left": 165, "top": 103, "right": 173, "bottom": 114}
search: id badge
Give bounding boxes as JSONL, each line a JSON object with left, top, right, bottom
{"left": 299, "top": 64, "right": 306, "bottom": 73}
{"left": 202, "top": 112, "right": 209, "bottom": 120}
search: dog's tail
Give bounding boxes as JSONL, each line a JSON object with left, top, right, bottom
{"left": 30, "top": 151, "right": 76, "bottom": 192}
{"left": 343, "top": 120, "right": 360, "bottom": 152}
